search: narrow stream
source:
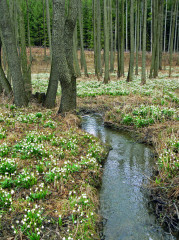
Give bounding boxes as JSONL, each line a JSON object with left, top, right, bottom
{"left": 81, "top": 114, "right": 176, "bottom": 240}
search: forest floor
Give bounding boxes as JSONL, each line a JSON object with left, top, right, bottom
{"left": 0, "top": 49, "right": 178, "bottom": 239}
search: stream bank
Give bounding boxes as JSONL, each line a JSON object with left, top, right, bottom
{"left": 81, "top": 112, "right": 178, "bottom": 239}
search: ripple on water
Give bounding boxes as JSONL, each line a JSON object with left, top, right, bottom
{"left": 82, "top": 114, "right": 176, "bottom": 240}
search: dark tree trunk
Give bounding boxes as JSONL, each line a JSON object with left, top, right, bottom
{"left": 0, "top": 0, "right": 28, "bottom": 107}
{"left": 44, "top": 0, "right": 78, "bottom": 113}
{"left": 0, "top": 36, "right": 12, "bottom": 95}
{"left": 127, "top": 0, "right": 135, "bottom": 82}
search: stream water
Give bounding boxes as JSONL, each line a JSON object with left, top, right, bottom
{"left": 81, "top": 113, "right": 176, "bottom": 240}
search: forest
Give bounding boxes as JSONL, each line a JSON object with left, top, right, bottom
{"left": 0, "top": 0, "right": 178, "bottom": 239}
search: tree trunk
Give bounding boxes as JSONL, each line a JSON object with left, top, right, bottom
{"left": 45, "top": 0, "right": 78, "bottom": 113}
{"left": 104, "top": 0, "right": 110, "bottom": 83}
{"left": 135, "top": 0, "right": 140, "bottom": 75}
{"left": 73, "top": 25, "right": 81, "bottom": 77}
{"left": 110, "top": 0, "right": 114, "bottom": 72}
{"left": 159, "top": 0, "right": 164, "bottom": 70}
{"left": 174, "top": 2, "right": 178, "bottom": 53}
{"left": 169, "top": 0, "right": 177, "bottom": 77}
{"left": 127, "top": 0, "right": 134, "bottom": 82}
{"left": 46, "top": 0, "right": 52, "bottom": 60}
{"left": 19, "top": 0, "right": 32, "bottom": 97}
{"left": 151, "top": 0, "right": 152, "bottom": 52}
{"left": 163, "top": 0, "right": 167, "bottom": 52}
{"left": 0, "top": 36, "right": 12, "bottom": 95}
{"left": 168, "top": 4, "right": 173, "bottom": 52}
{"left": 141, "top": 0, "right": 147, "bottom": 85}
{"left": 0, "top": 0, "right": 28, "bottom": 107}
{"left": 43, "top": 0, "right": 47, "bottom": 58}
{"left": 78, "top": 2, "right": 88, "bottom": 77}
{"left": 126, "top": 0, "right": 128, "bottom": 51}
{"left": 119, "top": 0, "right": 125, "bottom": 77}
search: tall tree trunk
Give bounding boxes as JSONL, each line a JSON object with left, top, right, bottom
{"left": 43, "top": 0, "right": 47, "bottom": 58}
{"left": 174, "top": 2, "right": 178, "bottom": 53}
{"left": 126, "top": 0, "right": 128, "bottom": 51}
{"left": 163, "top": 0, "right": 167, "bottom": 52}
{"left": 119, "top": 0, "right": 125, "bottom": 77}
{"left": 73, "top": 25, "right": 81, "bottom": 77}
{"left": 46, "top": 0, "right": 52, "bottom": 61}
{"left": 139, "top": 2, "right": 142, "bottom": 52}
{"left": 110, "top": 0, "right": 114, "bottom": 72}
{"left": 93, "top": 0, "right": 102, "bottom": 78}
{"left": 45, "top": 0, "right": 78, "bottom": 113}
{"left": 141, "top": 0, "right": 147, "bottom": 85}
{"left": 19, "top": 0, "right": 32, "bottom": 97}
{"left": 96, "top": 0, "right": 102, "bottom": 76}
{"left": 0, "top": 36, "right": 12, "bottom": 95}
{"left": 151, "top": 0, "right": 152, "bottom": 52}
{"left": 159, "top": 0, "right": 164, "bottom": 70}
{"left": 78, "top": 2, "right": 88, "bottom": 77}
{"left": 104, "top": 0, "right": 110, "bottom": 83}
{"left": 153, "top": 0, "right": 159, "bottom": 78}
{"left": 0, "top": 0, "right": 28, "bottom": 107}
{"left": 135, "top": 0, "right": 140, "bottom": 75}
{"left": 168, "top": 5, "right": 173, "bottom": 52}
{"left": 169, "top": 0, "right": 177, "bottom": 77}
{"left": 127, "top": 0, "right": 134, "bottom": 82}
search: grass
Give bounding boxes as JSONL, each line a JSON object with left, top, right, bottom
{"left": 0, "top": 103, "right": 108, "bottom": 239}
{"left": 0, "top": 50, "right": 179, "bottom": 238}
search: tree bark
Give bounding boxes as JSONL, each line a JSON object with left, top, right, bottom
{"left": 0, "top": 36, "right": 12, "bottom": 95}
{"left": 110, "top": 0, "right": 114, "bottom": 72}
{"left": 169, "top": 0, "right": 177, "bottom": 77}
{"left": 19, "top": 0, "right": 32, "bottom": 97}
{"left": 127, "top": 0, "right": 134, "bottom": 82}
{"left": 141, "top": 0, "right": 147, "bottom": 85}
{"left": 126, "top": 0, "right": 128, "bottom": 51}
{"left": 73, "top": 25, "right": 81, "bottom": 77}
{"left": 119, "top": 0, "right": 125, "bottom": 77}
{"left": 104, "top": 0, "right": 110, "bottom": 83}
{"left": 46, "top": 0, "right": 52, "bottom": 60}
{"left": 45, "top": 0, "right": 78, "bottom": 113}
{"left": 0, "top": 0, "right": 28, "bottom": 107}
{"left": 78, "top": 2, "right": 88, "bottom": 77}
{"left": 163, "top": 0, "right": 167, "bottom": 52}
{"left": 135, "top": 0, "right": 140, "bottom": 75}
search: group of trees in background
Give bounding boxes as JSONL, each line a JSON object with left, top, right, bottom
{"left": 0, "top": 0, "right": 178, "bottom": 112}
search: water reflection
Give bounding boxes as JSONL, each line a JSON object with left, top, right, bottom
{"left": 82, "top": 114, "right": 175, "bottom": 240}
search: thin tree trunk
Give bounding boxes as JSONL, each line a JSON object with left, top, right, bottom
{"left": 163, "top": 0, "right": 167, "bottom": 52}
{"left": 43, "top": 0, "right": 47, "bottom": 58}
{"left": 141, "top": 0, "right": 147, "bottom": 85}
{"left": 96, "top": 0, "right": 102, "bottom": 76}
{"left": 73, "top": 25, "right": 81, "bottom": 77}
{"left": 19, "top": 0, "right": 32, "bottom": 97}
{"left": 159, "top": 0, "right": 164, "bottom": 70}
{"left": 110, "top": 0, "right": 114, "bottom": 72}
{"left": 126, "top": 0, "right": 128, "bottom": 51}
{"left": 169, "top": 0, "right": 177, "bottom": 77}
{"left": 151, "top": 0, "right": 152, "bottom": 52}
{"left": 46, "top": 0, "right": 52, "bottom": 61}
{"left": 174, "top": 2, "right": 178, "bottom": 53}
{"left": 119, "top": 0, "right": 125, "bottom": 77}
{"left": 78, "top": 2, "right": 88, "bottom": 77}
{"left": 117, "top": 0, "right": 120, "bottom": 77}
{"left": 0, "top": 0, "right": 28, "bottom": 107}
{"left": 168, "top": 5, "right": 173, "bottom": 52}
{"left": 139, "top": 2, "right": 142, "bottom": 52}
{"left": 127, "top": 0, "right": 134, "bottom": 82}
{"left": 135, "top": 0, "right": 140, "bottom": 75}
{"left": 104, "top": 0, "right": 110, "bottom": 83}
